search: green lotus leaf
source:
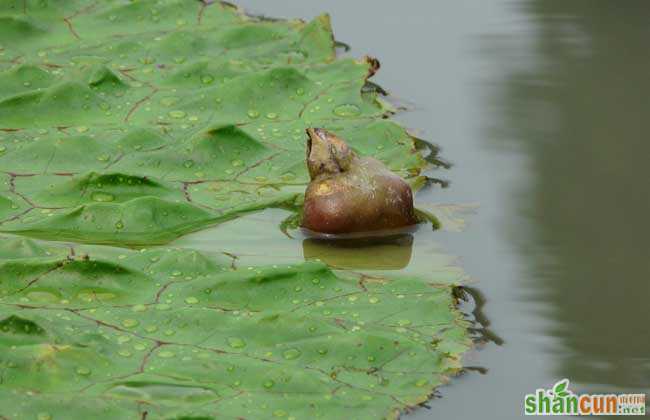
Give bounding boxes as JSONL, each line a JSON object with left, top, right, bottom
{"left": 0, "top": 0, "right": 424, "bottom": 246}
{"left": 0, "top": 1, "right": 472, "bottom": 419}
{"left": 0, "top": 235, "right": 470, "bottom": 419}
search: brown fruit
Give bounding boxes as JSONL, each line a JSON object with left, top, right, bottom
{"left": 301, "top": 128, "right": 417, "bottom": 234}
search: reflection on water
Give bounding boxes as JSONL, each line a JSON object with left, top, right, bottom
{"left": 303, "top": 233, "right": 413, "bottom": 270}
{"left": 496, "top": 0, "right": 650, "bottom": 390}
{"left": 175, "top": 208, "right": 464, "bottom": 283}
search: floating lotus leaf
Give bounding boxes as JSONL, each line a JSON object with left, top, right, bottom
{"left": 0, "top": 0, "right": 425, "bottom": 246}
{"left": 0, "top": 1, "right": 471, "bottom": 419}
{"left": 0, "top": 235, "right": 470, "bottom": 419}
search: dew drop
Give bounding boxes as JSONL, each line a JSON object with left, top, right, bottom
{"left": 169, "top": 110, "right": 186, "bottom": 119}
{"left": 263, "top": 379, "right": 275, "bottom": 388}
{"left": 227, "top": 337, "right": 246, "bottom": 349}
{"left": 115, "top": 220, "right": 124, "bottom": 230}
{"left": 25, "top": 291, "right": 57, "bottom": 303}
{"left": 296, "top": 87, "right": 305, "bottom": 96}
{"left": 247, "top": 109, "right": 260, "bottom": 119}
{"left": 184, "top": 296, "right": 199, "bottom": 304}
{"left": 282, "top": 348, "right": 301, "bottom": 360}
{"left": 121, "top": 318, "right": 138, "bottom": 328}
{"left": 369, "top": 296, "right": 380, "bottom": 304}
{"left": 76, "top": 366, "right": 91, "bottom": 376}
{"left": 333, "top": 103, "right": 361, "bottom": 117}
{"left": 158, "top": 350, "right": 175, "bottom": 358}
{"left": 118, "top": 349, "right": 132, "bottom": 357}
{"left": 231, "top": 159, "right": 243, "bottom": 167}
{"left": 265, "top": 112, "right": 278, "bottom": 120}
{"left": 183, "top": 159, "right": 194, "bottom": 168}
{"left": 91, "top": 191, "right": 115, "bottom": 202}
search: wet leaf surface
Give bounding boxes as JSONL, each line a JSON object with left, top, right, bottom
{"left": 0, "top": 0, "right": 424, "bottom": 246}
{"left": 0, "top": 1, "right": 471, "bottom": 419}
{"left": 0, "top": 235, "right": 470, "bottom": 419}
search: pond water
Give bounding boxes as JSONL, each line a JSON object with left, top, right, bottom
{"left": 178, "top": 1, "right": 650, "bottom": 418}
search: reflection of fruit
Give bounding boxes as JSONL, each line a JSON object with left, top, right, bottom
{"left": 302, "top": 233, "right": 414, "bottom": 270}
{"left": 302, "top": 128, "right": 417, "bottom": 234}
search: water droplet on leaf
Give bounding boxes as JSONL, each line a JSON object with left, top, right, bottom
{"left": 227, "top": 337, "right": 246, "bottom": 349}
{"left": 76, "top": 366, "right": 91, "bottom": 376}
{"left": 91, "top": 192, "right": 115, "bottom": 202}
{"left": 158, "top": 350, "right": 175, "bottom": 358}
{"left": 169, "top": 110, "right": 186, "bottom": 119}
{"left": 121, "top": 318, "right": 138, "bottom": 328}
{"left": 333, "top": 104, "right": 361, "bottom": 117}
{"left": 282, "top": 348, "right": 301, "bottom": 360}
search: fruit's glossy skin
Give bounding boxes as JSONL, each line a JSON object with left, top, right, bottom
{"left": 302, "top": 128, "right": 417, "bottom": 234}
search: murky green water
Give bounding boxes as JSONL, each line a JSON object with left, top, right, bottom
{"left": 178, "top": 1, "right": 650, "bottom": 418}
